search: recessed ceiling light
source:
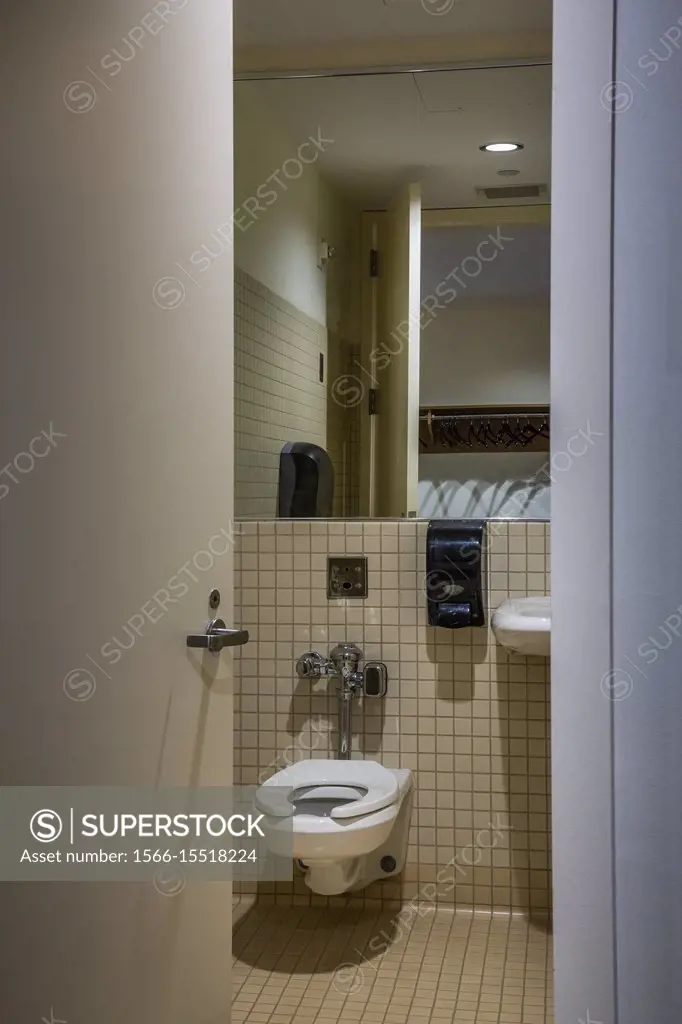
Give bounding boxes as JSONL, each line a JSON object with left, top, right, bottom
{"left": 497, "top": 168, "right": 520, "bottom": 177}
{"left": 480, "top": 142, "right": 524, "bottom": 153}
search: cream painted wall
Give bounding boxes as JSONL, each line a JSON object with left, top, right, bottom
{"left": 234, "top": 85, "right": 350, "bottom": 327}
{"left": 420, "top": 297, "right": 550, "bottom": 407}
{"left": 233, "top": 85, "right": 360, "bottom": 515}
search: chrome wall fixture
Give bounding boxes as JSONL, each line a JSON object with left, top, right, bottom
{"left": 296, "top": 643, "right": 388, "bottom": 759}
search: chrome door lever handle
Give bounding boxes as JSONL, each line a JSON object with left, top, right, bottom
{"left": 186, "top": 618, "right": 249, "bottom": 654}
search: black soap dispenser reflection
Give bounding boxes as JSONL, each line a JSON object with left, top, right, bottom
{"left": 426, "top": 521, "right": 485, "bottom": 628}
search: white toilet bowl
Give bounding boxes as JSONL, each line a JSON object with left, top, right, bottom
{"left": 255, "top": 760, "right": 413, "bottom": 896}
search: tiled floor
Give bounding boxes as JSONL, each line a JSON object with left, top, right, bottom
{"left": 233, "top": 903, "right": 553, "bottom": 1024}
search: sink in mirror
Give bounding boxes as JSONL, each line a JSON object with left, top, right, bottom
{"left": 492, "top": 596, "right": 550, "bottom": 656}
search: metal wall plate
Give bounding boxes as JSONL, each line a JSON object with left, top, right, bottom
{"left": 327, "top": 556, "right": 368, "bottom": 599}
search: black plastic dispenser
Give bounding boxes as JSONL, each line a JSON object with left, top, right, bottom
{"left": 277, "top": 442, "right": 334, "bottom": 518}
{"left": 426, "top": 520, "right": 485, "bottom": 628}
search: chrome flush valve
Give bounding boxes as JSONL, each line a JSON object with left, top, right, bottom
{"left": 295, "top": 644, "right": 363, "bottom": 691}
{"left": 295, "top": 643, "right": 387, "bottom": 698}
{"left": 295, "top": 643, "right": 388, "bottom": 759}
{"left": 295, "top": 650, "right": 329, "bottom": 679}
{"left": 329, "top": 642, "right": 364, "bottom": 692}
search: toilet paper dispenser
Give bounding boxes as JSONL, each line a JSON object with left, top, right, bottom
{"left": 426, "top": 520, "right": 485, "bottom": 629}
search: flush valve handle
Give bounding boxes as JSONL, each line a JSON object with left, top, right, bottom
{"left": 295, "top": 651, "right": 327, "bottom": 679}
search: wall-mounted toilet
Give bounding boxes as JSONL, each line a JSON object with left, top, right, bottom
{"left": 255, "top": 760, "right": 413, "bottom": 895}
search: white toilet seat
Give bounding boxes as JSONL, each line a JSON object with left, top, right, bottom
{"left": 257, "top": 760, "right": 399, "bottom": 821}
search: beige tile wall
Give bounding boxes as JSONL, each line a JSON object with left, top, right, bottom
{"left": 234, "top": 519, "right": 551, "bottom": 916}
{"left": 235, "top": 268, "right": 328, "bottom": 518}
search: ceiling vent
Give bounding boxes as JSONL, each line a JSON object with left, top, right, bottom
{"left": 475, "top": 183, "right": 549, "bottom": 201}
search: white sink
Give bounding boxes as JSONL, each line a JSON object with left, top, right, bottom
{"left": 492, "top": 596, "right": 551, "bottom": 656}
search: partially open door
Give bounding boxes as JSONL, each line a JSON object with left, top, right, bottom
{"left": 368, "top": 183, "right": 422, "bottom": 517}
{"left": 3, "top": 2, "right": 236, "bottom": 1021}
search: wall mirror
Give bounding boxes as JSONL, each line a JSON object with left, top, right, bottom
{"left": 233, "top": 63, "right": 551, "bottom": 519}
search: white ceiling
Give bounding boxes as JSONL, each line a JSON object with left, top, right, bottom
{"left": 234, "top": 0, "right": 552, "bottom": 49}
{"left": 236, "top": 65, "right": 551, "bottom": 209}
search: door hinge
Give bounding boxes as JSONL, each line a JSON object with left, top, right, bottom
{"left": 368, "top": 388, "right": 378, "bottom": 415}
{"left": 369, "top": 248, "right": 379, "bottom": 278}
